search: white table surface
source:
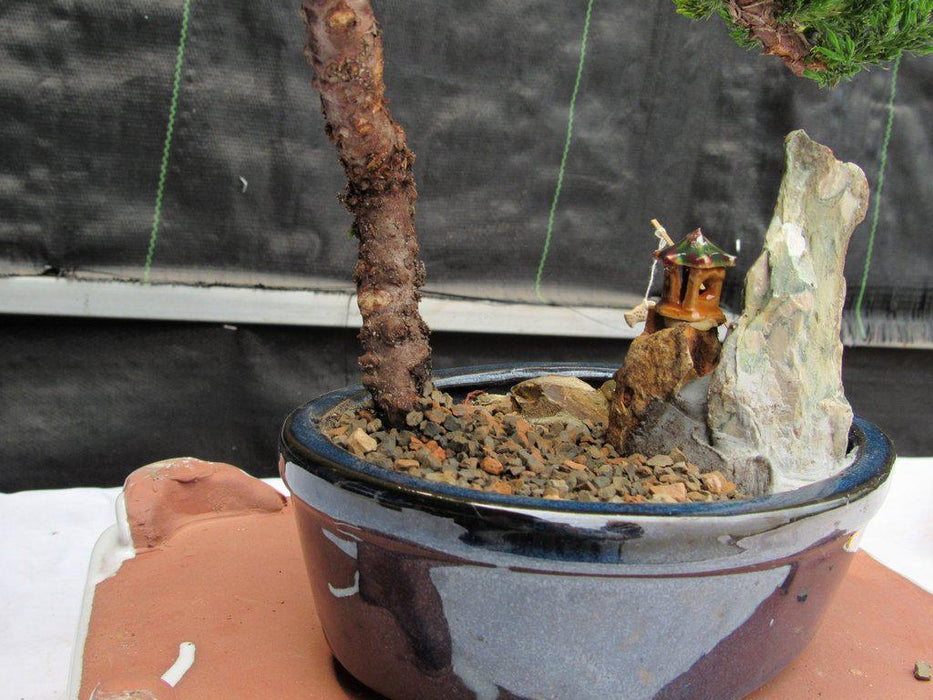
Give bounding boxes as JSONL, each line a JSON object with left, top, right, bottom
{"left": 2, "top": 461, "right": 930, "bottom": 700}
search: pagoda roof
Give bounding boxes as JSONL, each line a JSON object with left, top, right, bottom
{"left": 655, "top": 228, "right": 736, "bottom": 268}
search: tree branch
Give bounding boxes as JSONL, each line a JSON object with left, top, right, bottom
{"left": 728, "top": 0, "right": 825, "bottom": 77}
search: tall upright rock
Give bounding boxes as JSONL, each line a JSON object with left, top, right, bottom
{"left": 708, "top": 131, "right": 869, "bottom": 492}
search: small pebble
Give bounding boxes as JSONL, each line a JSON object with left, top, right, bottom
{"left": 700, "top": 471, "right": 737, "bottom": 496}
{"left": 646, "top": 454, "right": 674, "bottom": 468}
{"left": 481, "top": 456, "right": 504, "bottom": 476}
{"left": 347, "top": 428, "right": 377, "bottom": 455}
{"left": 649, "top": 482, "right": 687, "bottom": 502}
{"left": 488, "top": 481, "right": 513, "bottom": 495}
{"left": 424, "top": 406, "right": 447, "bottom": 424}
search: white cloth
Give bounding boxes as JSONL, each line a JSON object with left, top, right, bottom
{"left": 1, "top": 464, "right": 930, "bottom": 700}
{"left": 858, "top": 458, "right": 933, "bottom": 593}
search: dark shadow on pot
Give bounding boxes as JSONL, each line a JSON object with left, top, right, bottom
{"left": 655, "top": 534, "right": 854, "bottom": 700}
{"left": 357, "top": 542, "right": 453, "bottom": 672}
{"left": 458, "top": 510, "right": 644, "bottom": 563}
{"left": 332, "top": 656, "right": 389, "bottom": 699}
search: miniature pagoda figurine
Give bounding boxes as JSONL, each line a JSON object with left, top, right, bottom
{"left": 645, "top": 228, "right": 736, "bottom": 333}
{"left": 610, "top": 225, "right": 737, "bottom": 449}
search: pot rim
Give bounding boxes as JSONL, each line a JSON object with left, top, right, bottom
{"left": 280, "top": 363, "right": 894, "bottom": 519}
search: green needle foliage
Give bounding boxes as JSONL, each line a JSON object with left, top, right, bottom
{"left": 674, "top": 0, "right": 933, "bottom": 85}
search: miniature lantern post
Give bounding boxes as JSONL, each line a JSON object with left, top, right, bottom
{"left": 645, "top": 228, "right": 736, "bottom": 333}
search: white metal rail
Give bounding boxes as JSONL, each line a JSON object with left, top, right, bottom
{"left": 0, "top": 276, "right": 637, "bottom": 339}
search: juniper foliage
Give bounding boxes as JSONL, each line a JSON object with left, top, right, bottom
{"left": 674, "top": 0, "right": 933, "bottom": 85}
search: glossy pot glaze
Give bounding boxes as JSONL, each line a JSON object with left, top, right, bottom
{"left": 279, "top": 364, "right": 894, "bottom": 700}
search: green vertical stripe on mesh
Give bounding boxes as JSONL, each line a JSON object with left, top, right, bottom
{"left": 855, "top": 53, "right": 901, "bottom": 338}
{"left": 534, "top": 0, "right": 595, "bottom": 302}
{"left": 143, "top": 0, "right": 194, "bottom": 284}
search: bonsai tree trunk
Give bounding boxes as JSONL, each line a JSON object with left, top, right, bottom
{"left": 301, "top": 0, "right": 431, "bottom": 427}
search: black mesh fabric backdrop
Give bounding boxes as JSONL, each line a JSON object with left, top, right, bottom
{"left": 1, "top": 0, "right": 931, "bottom": 337}
{"left": 1, "top": 315, "right": 929, "bottom": 491}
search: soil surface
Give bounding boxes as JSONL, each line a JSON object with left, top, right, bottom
{"left": 323, "top": 381, "right": 742, "bottom": 504}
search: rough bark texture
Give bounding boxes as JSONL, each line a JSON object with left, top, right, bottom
{"left": 728, "top": 0, "right": 825, "bottom": 77}
{"left": 301, "top": 0, "right": 431, "bottom": 426}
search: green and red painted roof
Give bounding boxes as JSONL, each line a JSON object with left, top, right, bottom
{"left": 655, "top": 228, "right": 736, "bottom": 268}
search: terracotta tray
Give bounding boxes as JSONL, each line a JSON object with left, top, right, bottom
{"left": 70, "top": 460, "right": 932, "bottom": 699}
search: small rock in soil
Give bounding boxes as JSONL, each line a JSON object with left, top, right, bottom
{"left": 347, "top": 428, "right": 378, "bottom": 456}
{"left": 481, "top": 456, "right": 504, "bottom": 476}
{"left": 511, "top": 375, "right": 609, "bottom": 425}
{"left": 915, "top": 661, "right": 932, "bottom": 681}
{"left": 488, "top": 481, "right": 513, "bottom": 495}
{"left": 649, "top": 482, "right": 688, "bottom": 503}
{"left": 476, "top": 393, "right": 514, "bottom": 414}
{"left": 424, "top": 406, "right": 448, "bottom": 424}
{"left": 700, "top": 470, "right": 737, "bottom": 496}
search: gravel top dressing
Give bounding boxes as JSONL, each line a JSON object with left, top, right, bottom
{"left": 322, "top": 379, "right": 743, "bottom": 504}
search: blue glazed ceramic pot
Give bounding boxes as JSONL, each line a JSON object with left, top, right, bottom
{"left": 280, "top": 364, "right": 894, "bottom": 700}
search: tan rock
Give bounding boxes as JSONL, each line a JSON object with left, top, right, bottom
{"left": 480, "top": 456, "right": 504, "bottom": 476}
{"left": 424, "top": 406, "right": 448, "bottom": 424}
{"left": 347, "top": 428, "right": 378, "bottom": 455}
{"left": 488, "top": 480, "right": 513, "bottom": 495}
{"left": 647, "top": 454, "right": 674, "bottom": 467}
{"left": 700, "top": 471, "right": 736, "bottom": 496}
{"left": 475, "top": 393, "right": 515, "bottom": 414}
{"left": 607, "top": 324, "right": 721, "bottom": 449}
{"left": 450, "top": 404, "right": 473, "bottom": 418}
{"left": 325, "top": 424, "right": 349, "bottom": 438}
{"left": 709, "top": 131, "right": 867, "bottom": 492}
{"left": 650, "top": 493, "right": 678, "bottom": 504}
{"left": 670, "top": 447, "right": 689, "bottom": 464}
{"left": 513, "top": 417, "right": 534, "bottom": 447}
{"left": 649, "top": 482, "right": 688, "bottom": 502}
{"left": 424, "top": 440, "right": 447, "bottom": 461}
{"left": 599, "top": 379, "right": 616, "bottom": 401}
{"left": 511, "top": 375, "right": 609, "bottom": 425}
{"left": 562, "top": 459, "right": 587, "bottom": 471}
